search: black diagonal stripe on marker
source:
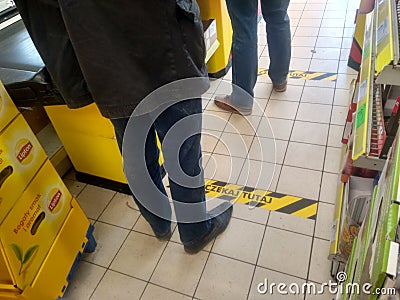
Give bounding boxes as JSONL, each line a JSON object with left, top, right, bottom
{"left": 212, "top": 181, "right": 228, "bottom": 187}
{"left": 243, "top": 186, "right": 255, "bottom": 193}
{"left": 308, "top": 214, "right": 317, "bottom": 220}
{"left": 275, "top": 198, "right": 317, "bottom": 215}
{"left": 218, "top": 195, "right": 237, "bottom": 201}
{"left": 309, "top": 73, "right": 337, "bottom": 81}
{"left": 264, "top": 192, "right": 286, "bottom": 199}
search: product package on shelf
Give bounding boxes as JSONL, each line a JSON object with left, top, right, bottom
{"left": 338, "top": 176, "right": 375, "bottom": 261}
{"left": 375, "top": 0, "right": 400, "bottom": 85}
{"left": 0, "top": 114, "right": 47, "bottom": 223}
{"left": 0, "top": 160, "right": 73, "bottom": 290}
{"left": 0, "top": 80, "right": 19, "bottom": 131}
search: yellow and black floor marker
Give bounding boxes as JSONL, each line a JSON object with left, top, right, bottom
{"left": 258, "top": 68, "right": 337, "bottom": 82}
{"left": 204, "top": 179, "right": 318, "bottom": 220}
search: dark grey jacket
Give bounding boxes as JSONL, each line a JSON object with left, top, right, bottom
{"left": 14, "top": 0, "right": 208, "bottom": 118}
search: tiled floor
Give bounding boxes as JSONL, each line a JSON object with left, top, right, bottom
{"left": 63, "top": 0, "right": 358, "bottom": 298}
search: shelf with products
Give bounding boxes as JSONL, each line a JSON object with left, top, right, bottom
{"left": 375, "top": 0, "right": 400, "bottom": 85}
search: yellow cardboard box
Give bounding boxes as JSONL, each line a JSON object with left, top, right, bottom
{"left": 0, "top": 81, "right": 19, "bottom": 133}
{"left": 0, "top": 115, "right": 47, "bottom": 223}
{"left": 0, "top": 160, "right": 72, "bottom": 290}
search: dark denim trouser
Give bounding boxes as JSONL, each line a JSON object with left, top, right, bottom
{"left": 111, "top": 99, "right": 211, "bottom": 244}
{"left": 226, "top": 0, "right": 291, "bottom": 108}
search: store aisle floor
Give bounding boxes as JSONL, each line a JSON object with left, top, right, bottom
{"left": 62, "top": 0, "right": 358, "bottom": 299}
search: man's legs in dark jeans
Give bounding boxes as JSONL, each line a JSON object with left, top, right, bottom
{"left": 111, "top": 99, "right": 211, "bottom": 244}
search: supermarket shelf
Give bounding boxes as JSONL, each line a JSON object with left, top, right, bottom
{"left": 375, "top": 0, "right": 400, "bottom": 84}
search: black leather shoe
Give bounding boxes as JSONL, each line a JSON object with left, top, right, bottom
{"left": 154, "top": 229, "right": 172, "bottom": 241}
{"left": 184, "top": 202, "right": 233, "bottom": 254}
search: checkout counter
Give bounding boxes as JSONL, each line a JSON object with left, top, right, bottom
{"left": 0, "top": 1, "right": 232, "bottom": 193}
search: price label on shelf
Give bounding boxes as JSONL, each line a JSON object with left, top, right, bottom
{"left": 377, "top": 18, "right": 389, "bottom": 45}
{"left": 356, "top": 102, "right": 366, "bottom": 129}
{"left": 359, "top": 80, "right": 368, "bottom": 102}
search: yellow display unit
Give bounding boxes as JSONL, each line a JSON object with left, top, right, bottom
{"left": 0, "top": 199, "right": 92, "bottom": 300}
{"left": 197, "top": 0, "right": 232, "bottom": 77}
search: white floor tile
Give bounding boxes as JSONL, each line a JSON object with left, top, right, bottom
{"left": 315, "top": 37, "right": 342, "bottom": 48}
{"left": 270, "top": 85, "right": 304, "bottom": 102}
{"left": 76, "top": 185, "right": 116, "bottom": 219}
{"left": 290, "top": 121, "right": 329, "bottom": 145}
{"left": 284, "top": 142, "right": 325, "bottom": 171}
{"left": 268, "top": 211, "right": 315, "bottom": 236}
{"left": 324, "top": 147, "right": 342, "bottom": 173}
{"left": 290, "top": 58, "right": 312, "bottom": 71}
{"left": 258, "top": 227, "right": 312, "bottom": 278}
{"left": 195, "top": 253, "right": 255, "bottom": 300}
{"left": 327, "top": 125, "right": 344, "bottom": 148}
{"left": 308, "top": 238, "right": 332, "bottom": 283}
{"left": 225, "top": 115, "right": 262, "bottom": 136}
{"left": 305, "top": 3, "right": 326, "bottom": 10}
{"left": 333, "top": 88, "right": 350, "bottom": 106}
{"left": 98, "top": 193, "right": 141, "bottom": 229}
{"left": 63, "top": 262, "right": 106, "bottom": 300}
{"left": 289, "top": 3, "right": 306, "bottom": 10}
{"left": 312, "top": 48, "right": 340, "bottom": 60}
{"left": 292, "top": 46, "right": 314, "bottom": 59}
{"left": 214, "top": 132, "right": 254, "bottom": 158}
{"left": 309, "top": 59, "right": 339, "bottom": 73}
{"left": 320, "top": 172, "right": 340, "bottom": 205}
{"left": 110, "top": 231, "right": 167, "bottom": 281}
{"left": 212, "top": 218, "right": 265, "bottom": 264}
{"left": 204, "top": 154, "right": 245, "bottom": 183}
{"left": 150, "top": 242, "right": 208, "bottom": 296}
{"left": 318, "top": 27, "right": 344, "bottom": 37}
{"left": 292, "top": 36, "right": 318, "bottom": 47}
{"left": 341, "top": 37, "right": 353, "bottom": 49}
{"left": 248, "top": 137, "right": 287, "bottom": 164}
{"left": 249, "top": 267, "right": 305, "bottom": 300}
{"left": 338, "top": 60, "right": 358, "bottom": 74}
{"left": 320, "top": 18, "right": 345, "bottom": 28}
{"left": 232, "top": 203, "right": 270, "bottom": 225}
{"left": 330, "top": 105, "right": 348, "bottom": 125}
{"left": 323, "top": 10, "right": 346, "bottom": 19}
{"left": 335, "top": 73, "right": 356, "bottom": 89}
{"left": 207, "top": 79, "right": 222, "bottom": 94}
{"left": 254, "top": 82, "right": 273, "bottom": 99}
{"left": 277, "top": 166, "right": 322, "bottom": 200}
{"left": 343, "top": 27, "right": 355, "bottom": 37}
{"left": 304, "top": 80, "right": 336, "bottom": 89}
{"left": 340, "top": 48, "right": 351, "bottom": 61}
{"left": 301, "top": 86, "right": 334, "bottom": 105}
{"left": 266, "top": 100, "right": 299, "bottom": 120}
{"left": 63, "top": 179, "right": 86, "bottom": 198}
{"left": 298, "top": 18, "right": 322, "bottom": 27}
{"left": 315, "top": 202, "right": 335, "bottom": 240}
{"left": 296, "top": 103, "right": 332, "bottom": 124}
{"left": 83, "top": 222, "right": 129, "bottom": 267}
{"left": 258, "top": 117, "right": 293, "bottom": 140}
{"left": 202, "top": 110, "right": 230, "bottom": 131}
{"left": 301, "top": 10, "right": 325, "bottom": 18}
{"left": 201, "top": 129, "right": 222, "bottom": 153}
{"left": 141, "top": 284, "right": 192, "bottom": 300}
{"left": 91, "top": 270, "right": 146, "bottom": 300}
{"left": 238, "top": 161, "right": 281, "bottom": 192}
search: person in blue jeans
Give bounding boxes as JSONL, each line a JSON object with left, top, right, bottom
{"left": 215, "top": 0, "right": 291, "bottom": 115}
{"left": 16, "top": 0, "right": 233, "bottom": 254}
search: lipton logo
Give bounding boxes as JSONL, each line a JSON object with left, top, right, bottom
{"left": 17, "top": 141, "right": 33, "bottom": 163}
{"left": 48, "top": 190, "right": 62, "bottom": 212}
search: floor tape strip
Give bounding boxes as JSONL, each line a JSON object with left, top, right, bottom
{"left": 258, "top": 68, "right": 337, "bottom": 82}
{"left": 204, "top": 179, "right": 318, "bottom": 220}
